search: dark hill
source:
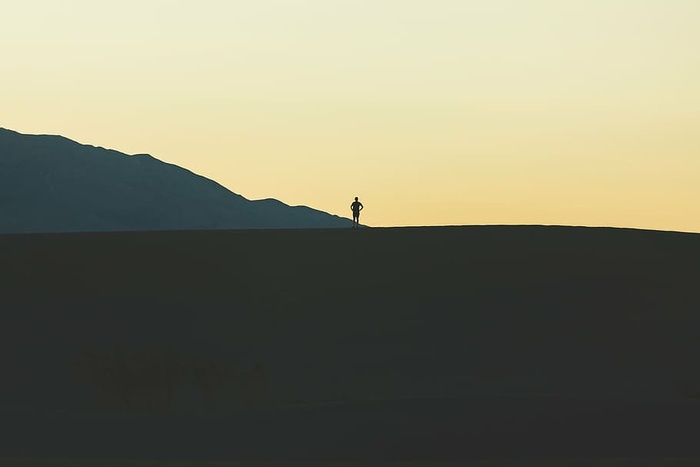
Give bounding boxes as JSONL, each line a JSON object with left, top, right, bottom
{"left": 0, "top": 127, "right": 350, "bottom": 233}
{"left": 1, "top": 225, "right": 700, "bottom": 462}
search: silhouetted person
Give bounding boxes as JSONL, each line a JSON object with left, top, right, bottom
{"left": 350, "top": 197, "right": 363, "bottom": 228}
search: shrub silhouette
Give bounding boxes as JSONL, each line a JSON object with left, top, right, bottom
{"left": 189, "top": 356, "right": 236, "bottom": 409}
{"left": 679, "top": 379, "right": 700, "bottom": 400}
{"left": 239, "top": 361, "right": 267, "bottom": 406}
{"left": 73, "top": 343, "right": 266, "bottom": 412}
{"left": 74, "top": 344, "right": 181, "bottom": 412}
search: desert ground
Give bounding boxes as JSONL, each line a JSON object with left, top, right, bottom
{"left": 1, "top": 225, "right": 699, "bottom": 463}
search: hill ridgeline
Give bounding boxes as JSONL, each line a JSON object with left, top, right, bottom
{"left": 0, "top": 127, "right": 350, "bottom": 233}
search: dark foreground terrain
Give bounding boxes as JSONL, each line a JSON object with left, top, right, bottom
{"left": 1, "top": 225, "right": 699, "bottom": 463}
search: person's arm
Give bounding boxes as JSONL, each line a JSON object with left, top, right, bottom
{"left": 359, "top": 203, "right": 364, "bottom": 211}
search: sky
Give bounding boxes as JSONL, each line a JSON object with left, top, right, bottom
{"left": 2, "top": 0, "right": 699, "bottom": 231}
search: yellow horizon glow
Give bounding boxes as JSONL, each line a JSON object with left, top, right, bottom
{"left": 2, "top": 1, "right": 699, "bottom": 232}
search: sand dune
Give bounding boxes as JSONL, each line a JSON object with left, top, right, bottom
{"left": 1, "top": 225, "right": 699, "bottom": 461}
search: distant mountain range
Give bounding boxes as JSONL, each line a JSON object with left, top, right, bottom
{"left": 0, "top": 127, "right": 351, "bottom": 233}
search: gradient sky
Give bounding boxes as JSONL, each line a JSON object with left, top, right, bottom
{"left": 2, "top": 0, "right": 699, "bottom": 231}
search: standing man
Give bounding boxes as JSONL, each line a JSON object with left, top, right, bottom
{"left": 350, "top": 197, "right": 364, "bottom": 228}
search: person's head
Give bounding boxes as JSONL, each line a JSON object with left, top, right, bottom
{"left": 355, "top": 197, "right": 358, "bottom": 201}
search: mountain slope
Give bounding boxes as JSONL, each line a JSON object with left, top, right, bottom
{"left": 0, "top": 127, "right": 350, "bottom": 232}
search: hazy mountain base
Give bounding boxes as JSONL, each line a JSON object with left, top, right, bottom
{"left": 1, "top": 225, "right": 699, "bottom": 460}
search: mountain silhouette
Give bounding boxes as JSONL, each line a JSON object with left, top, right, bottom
{"left": 0, "top": 127, "right": 350, "bottom": 233}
